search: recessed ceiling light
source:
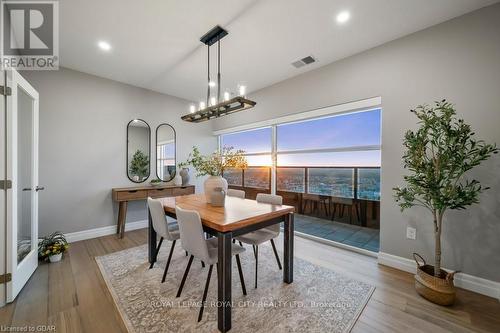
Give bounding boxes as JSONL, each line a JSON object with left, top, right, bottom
{"left": 98, "top": 40, "right": 112, "bottom": 51}
{"left": 208, "top": 81, "right": 216, "bottom": 87}
{"left": 336, "top": 11, "right": 350, "bottom": 24}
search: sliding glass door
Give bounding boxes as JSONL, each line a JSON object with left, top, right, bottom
{"left": 221, "top": 108, "right": 381, "bottom": 252}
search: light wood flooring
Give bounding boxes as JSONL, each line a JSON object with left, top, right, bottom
{"left": 1, "top": 229, "right": 499, "bottom": 332}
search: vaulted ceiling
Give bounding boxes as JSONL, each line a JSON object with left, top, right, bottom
{"left": 60, "top": 0, "right": 498, "bottom": 102}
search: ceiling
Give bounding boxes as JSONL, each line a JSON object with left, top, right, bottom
{"left": 60, "top": 0, "right": 498, "bottom": 103}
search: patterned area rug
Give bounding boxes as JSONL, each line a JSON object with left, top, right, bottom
{"left": 96, "top": 243, "right": 374, "bottom": 333}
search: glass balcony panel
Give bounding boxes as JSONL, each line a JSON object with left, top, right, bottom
{"left": 223, "top": 168, "right": 243, "bottom": 186}
{"left": 358, "top": 168, "right": 381, "bottom": 201}
{"left": 277, "top": 167, "right": 305, "bottom": 193}
{"left": 307, "top": 168, "right": 354, "bottom": 198}
{"left": 244, "top": 167, "right": 270, "bottom": 189}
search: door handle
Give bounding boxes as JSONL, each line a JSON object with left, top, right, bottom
{"left": 22, "top": 188, "right": 32, "bottom": 191}
{"left": 36, "top": 186, "right": 45, "bottom": 192}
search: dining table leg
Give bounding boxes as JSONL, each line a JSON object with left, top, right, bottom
{"left": 148, "top": 210, "right": 157, "bottom": 265}
{"left": 283, "top": 213, "right": 294, "bottom": 283}
{"left": 218, "top": 231, "right": 232, "bottom": 333}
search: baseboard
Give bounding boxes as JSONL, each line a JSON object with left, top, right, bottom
{"left": 65, "top": 220, "right": 148, "bottom": 243}
{"left": 378, "top": 252, "right": 500, "bottom": 301}
{"left": 294, "top": 231, "right": 378, "bottom": 258}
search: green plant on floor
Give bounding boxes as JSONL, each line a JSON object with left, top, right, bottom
{"left": 393, "top": 100, "right": 498, "bottom": 277}
{"left": 38, "top": 231, "right": 69, "bottom": 260}
{"left": 129, "top": 149, "right": 149, "bottom": 180}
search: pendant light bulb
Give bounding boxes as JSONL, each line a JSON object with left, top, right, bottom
{"left": 224, "top": 91, "right": 230, "bottom": 101}
{"left": 238, "top": 85, "right": 246, "bottom": 97}
{"left": 199, "top": 101, "right": 206, "bottom": 110}
{"left": 189, "top": 104, "right": 196, "bottom": 113}
{"left": 210, "top": 97, "right": 217, "bottom": 106}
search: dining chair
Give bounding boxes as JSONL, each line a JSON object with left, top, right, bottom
{"left": 175, "top": 206, "right": 247, "bottom": 322}
{"left": 147, "top": 197, "right": 181, "bottom": 283}
{"left": 227, "top": 188, "right": 245, "bottom": 198}
{"left": 235, "top": 193, "right": 283, "bottom": 288}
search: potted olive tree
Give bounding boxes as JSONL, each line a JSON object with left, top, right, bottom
{"left": 393, "top": 100, "right": 497, "bottom": 305}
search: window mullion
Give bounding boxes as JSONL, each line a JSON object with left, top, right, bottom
{"left": 271, "top": 125, "right": 277, "bottom": 195}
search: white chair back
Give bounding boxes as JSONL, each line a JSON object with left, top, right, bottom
{"left": 175, "top": 206, "right": 210, "bottom": 263}
{"left": 227, "top": 189, "right": 245, "bottom": 199}
{"left": 256, "top": 193, "right": 282, "bottom": 205}
{"left": 148, "top": 197, "right": 169, "bottom": 238}
{"left": 256, "top": 193, "right": 283, "bottom": 234}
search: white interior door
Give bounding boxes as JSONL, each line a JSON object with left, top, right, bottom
{"left": 5, "top": 70, "right": 39, "bottom": 302}
{"left": 0, "top": 69, "right": 6, "bottom": 307}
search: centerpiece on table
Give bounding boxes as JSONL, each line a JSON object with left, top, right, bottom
{"left": 38, "top": 231, "right": 69, "bottom": 263}
{"left": 393, "top": 100, "right": 497, "bottom": 305}
{"left": 181, "top": 146, "right": 247, "bottom": 203}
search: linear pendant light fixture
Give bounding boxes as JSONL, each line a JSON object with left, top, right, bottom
{"left": 181, "top": 25, "right": 256, "bottom": 123}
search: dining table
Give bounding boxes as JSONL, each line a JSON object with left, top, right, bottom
{"left": 147, "top": 194, "right": 295, "bottom": 333}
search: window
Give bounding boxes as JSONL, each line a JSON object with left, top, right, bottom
{"left": 157, "top": 142, "right": 175, "bottom": 180}
{"left": 222, "top": 127, "right": 272, "bottom": 189}
{"left": 220, "top": 108, "right": 381, "bottom": 201}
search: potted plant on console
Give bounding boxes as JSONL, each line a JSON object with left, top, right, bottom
{"left": 38, "top": 231, "right": 69, "bottom": 263}
{"left": 393, "top": 100, "right": 497, "bottom": 305}
{"left": 181, "top": 146, "right": 247, "bottom": 203}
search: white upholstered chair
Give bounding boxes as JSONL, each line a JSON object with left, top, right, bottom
{"left": 147, "top": 197, "right": 180, "bottom": 283}
{"left": 175, "top": 206, "right": 247, "bottom": 322}
{"left": 235, "top": 193, "right": 283, "bottom": 288}
{"left": 227, "top": 189, "right": 245, "bottom": 198}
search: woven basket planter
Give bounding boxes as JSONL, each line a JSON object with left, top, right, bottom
{"left": 413, "top": 253, "right": 457, "bottom": 306}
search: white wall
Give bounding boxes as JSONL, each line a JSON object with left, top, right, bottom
{"left": 213, "top": 5, "right": 500, "bottom": 282}
{"left": 22, "top": 68, "right": 217, "bottom": 236}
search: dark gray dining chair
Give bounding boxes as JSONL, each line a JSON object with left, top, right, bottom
{"left": 235, "top": 193, "right": 283, "bottom": 288}
{"left": 147, "top": 197, "right": 181, "bottom": 283}
{"left": 175, "top": 205, "right": 247, "bottom": 322}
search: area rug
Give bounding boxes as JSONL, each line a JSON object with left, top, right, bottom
{"left": 95, "top": 243, "right": 374, "bottom": 333}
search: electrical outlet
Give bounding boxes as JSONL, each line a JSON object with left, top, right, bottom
{"left": 406, "top": 227, "right": 416, "bottom": 240}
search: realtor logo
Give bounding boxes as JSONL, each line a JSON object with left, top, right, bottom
{"left": 1, "top": 0, "right": 59, "bottom": 70}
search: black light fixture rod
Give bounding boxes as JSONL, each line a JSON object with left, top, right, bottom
{"left": 217, "top": 40, "right": 221, "bottom": 107}
{"left": 207, "top": 44, "right": 210, "bottom": 106}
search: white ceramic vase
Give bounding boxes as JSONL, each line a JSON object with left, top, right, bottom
{"left": 174, "top": 174, "right": 182, "bottom": 186}
{"left": 49, "top": 253, "right": 62, "bottom": 263}
{"left": 204, "top": 176, "right": 228, "bottom": 203}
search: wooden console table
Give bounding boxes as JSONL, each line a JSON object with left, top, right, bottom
{"left": 112, "top": 184, "right": 195, "bottom": 238}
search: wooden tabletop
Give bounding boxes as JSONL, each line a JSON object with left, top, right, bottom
{"left": 160, "top": 194, "right": 295, "bottom": 232}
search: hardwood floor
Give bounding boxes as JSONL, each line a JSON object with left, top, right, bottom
{"left": 1, "top": 229, "right": 499, "bottom": 332}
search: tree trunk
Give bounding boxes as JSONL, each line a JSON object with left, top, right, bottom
{"left": 434, "top": 211, "right": 442, "bottom": 277}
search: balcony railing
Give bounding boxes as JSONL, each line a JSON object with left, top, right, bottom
{"left": 223, "top": 166, "right": 380, "bottom": 201}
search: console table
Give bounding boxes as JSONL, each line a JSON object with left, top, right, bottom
{"left": 112, "top": 184, "right": 195, "bottom": 238}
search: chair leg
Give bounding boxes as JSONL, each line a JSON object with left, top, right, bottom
{"left": 198, "top": 264, "right": 214, "bottom": 322}
{"left": 252, "top": 245, "right": 257, "bottom": 259}
{"left": 254, "top": 245, "right": 259, "bottom": 289}
{"left": 161, "top": 240, "right": 176, "bottom": 283}
{"left": 201, "top": 261, "right": 205, "bottom": 268}
{"left": 270, "top": 239, "right": 282, "bottom": 270}
{"left": 176, "top": 255, "right": 194, "bottom": 298}
{"left": 238, "top": 241, "right": 243, "bottom": 247}
{"left": 235, "top": 254, "right": 247, "bottom": 296}
{"left": 149, "top": 237, "right": 164, "bottom": 269}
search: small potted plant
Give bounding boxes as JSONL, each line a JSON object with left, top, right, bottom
{"left": 129, "top": 150, "right": 149, "bottom": 181}
{"left": 150, "top": 178, "right": 162, "bottom": 186}
{"left": 393, "top": 100, "right": 497, "bottom": 305}
{"left": 181, "top": 146, "right": 247, "bottom": 203}
{"left": 38, "top": 231, "right": 69, "bottom": 263}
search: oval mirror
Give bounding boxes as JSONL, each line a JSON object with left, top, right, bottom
{"left": 156, "top": 124, "right": 176, "bottom": 182}
{"left": 127, "top": 119, "right": 151, "bottom": 183}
